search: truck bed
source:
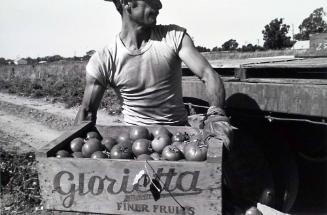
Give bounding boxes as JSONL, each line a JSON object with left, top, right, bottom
{"left": 182, "top": 57, "right": 327, "bottom": 119}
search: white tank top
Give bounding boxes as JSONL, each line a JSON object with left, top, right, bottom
{"left": 86, "top": 25, "right": 188, "bottom": 125}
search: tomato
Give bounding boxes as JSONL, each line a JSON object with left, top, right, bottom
{"left": 102, "top": 137, "right": 117, "bottom": 151}
{"left": 245, "top": 207, "right": 263, "bottom": 215}
{"left": 172, "top": 132, "right": 187, "bottom": 142}
{"left": 184, "top": 142, "right": 208, "bottom": 161}
{"left": 70, "top": 137, "right": 84, "bottom": 152}
{"left": 172, "top": 141, "right": 187, "bottom": 154}
{"left": 130, "top": 126, "right": 150, "bottom": 140}
{"left": 150, "top": 152, "right": 161, "bottom": 160}
{"left": 116, "top": 132, "right": 132, "bottom": 146}
{"left": 161, "top": 145, "right": 182, "bottom": 161}
{"left": 91, "top": 151, "right": 108, "bottom": 159}
{"left": 82, "top": 138, "right": 102, "bottom": 158}
{"left": 86, "top": 131, "right": 101, "bottom": 140}
{"left": 137, "top": 154, "right": 154, "bottom": 160}
{"left": 132, "top": 139, "right": 152, "bottom": 156}
{"left": 56, "top": 150, "right": 71, "bottom": 158}
{"left": 151, "top": 134, "right": 172, "bottom": 153}
{"left": 72, "top": 152, "right": 84, "bottom": 158}
{"left": 110, "top": 144, "right": 132, "bottom": 159}
{"left": 152, "top": 126, "right": 172, "bottom": 138}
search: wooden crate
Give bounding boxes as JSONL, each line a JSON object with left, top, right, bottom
{"left": 36, "top": 121, "right": 223, "bottom": 215}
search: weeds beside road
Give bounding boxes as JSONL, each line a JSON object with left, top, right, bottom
{"left": 0, "top": 149, "right": 41, "bottom": 214}
{"left": 0, "top": 61, "right": 122, "bottom": 115}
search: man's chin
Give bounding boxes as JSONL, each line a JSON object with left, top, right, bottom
{"left": 145, "top": 20, "right": 157, "bottom": 27}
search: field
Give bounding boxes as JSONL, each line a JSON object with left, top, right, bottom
{"left": 0, "top": 61, "right": 122, "bottom": 115}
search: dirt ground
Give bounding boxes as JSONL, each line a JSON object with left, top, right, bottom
{"left": 0, "top": 92, "right": 123, "bottom": 214}
{"left": 0, "top": 92, "right": 123, "bottom": 151}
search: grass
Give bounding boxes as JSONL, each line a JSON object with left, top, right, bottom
{"left": 0, "top": 61, "right": 122, "bottom": 115}
{"left": 0, "top": 149, "right": 41, "bottom": 214}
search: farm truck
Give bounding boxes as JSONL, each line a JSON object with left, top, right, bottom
{"left": 182, "top": 38, "right": 327, "bottom": 213}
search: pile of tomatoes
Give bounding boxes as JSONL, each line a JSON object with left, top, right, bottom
{"left": 55, "top": 126, "right": 209, "bottom": 161}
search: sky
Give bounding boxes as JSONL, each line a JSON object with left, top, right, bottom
{"left": 0, "top": 0, "right": 326, "bottom": 59}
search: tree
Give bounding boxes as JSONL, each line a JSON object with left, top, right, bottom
{"left": 0, "top": 57, "right": 7, "bottom": 65}
{"left": 294, "top": 7, "right": 327, "bottom": 40}
{"left": 44, "top": 55, "right": 63, "bottom": 62}
{"left": 195, "top": 46, "right": 210, "bottom": 52}
{"left": 221, "top": 39, "right": 239, "bottom": 51}
{"left": 241, "top": 44, "right": 256, "bottom": 52}
{"left": 25, "top": 57, "right": 38, "bottom": 65}
{"left": 262, "top": 18, "right": 294, "bottom": 49}
{"left": 212, "top": 46, "right": 222, "bottom": 52}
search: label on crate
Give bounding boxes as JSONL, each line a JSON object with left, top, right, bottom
{"left": 38, "top": 159, "right": 222, "bottom": 215}
{"left": 53, "top": 168, "right": 201, "bottom": 209}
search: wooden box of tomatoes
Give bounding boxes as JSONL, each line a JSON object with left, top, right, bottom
{"left": 36, "top": 121, "right": 223, "bottom": 215}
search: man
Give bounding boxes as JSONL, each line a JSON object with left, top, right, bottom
{"left": 75, "top": 0, "right": 229, "bottom": 137}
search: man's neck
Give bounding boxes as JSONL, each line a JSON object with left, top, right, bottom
{"left": 119, "top": 21, "right": 152, "bottom": 50}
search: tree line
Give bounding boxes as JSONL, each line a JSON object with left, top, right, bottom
{"left": 196, "top": 7, "right": 327, "bottom": 52}
{"left": 0, "top": 7, "right": 326, "bottom": 65}
{"left": 0, "top": 52, "right": 94, "bottom": 66}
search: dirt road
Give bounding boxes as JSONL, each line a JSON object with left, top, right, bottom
{"left": 0, "top": 92, "right": 123, "bottom": 152}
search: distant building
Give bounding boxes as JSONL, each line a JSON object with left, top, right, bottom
{"left": 14, "top": 58, "right": 27, "bottom": 65}
{"left": 292, "top": 40, "right": 310, "bottom": 50}
{"left": 293, "top": 33, "right": 327, "bottom": 57}
{"left": 310, "top": 33, "right": 327, "bottom": 51}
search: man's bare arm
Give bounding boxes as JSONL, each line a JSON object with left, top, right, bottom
{"left": 178, "top": 33, "right": 225, "bottom": 108}
{"left": 74, "top": 74, "right": 105, "bottom": 126}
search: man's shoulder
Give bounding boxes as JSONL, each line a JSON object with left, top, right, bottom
{"left": 93, "top": 40, "right": 117, "bottom": 61}
{"left": 152, "top": 24, "right": 186, "bottom": 46}
{"left": 152, "top": 24, "right": 187, "bottom": 52}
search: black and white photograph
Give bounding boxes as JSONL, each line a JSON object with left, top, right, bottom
{"left": 1, "top": 0, "right": 327, "bottom": 214}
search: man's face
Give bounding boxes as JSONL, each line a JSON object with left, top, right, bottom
{"left": 130, "top": 0, "right": 162, "bottom": 27}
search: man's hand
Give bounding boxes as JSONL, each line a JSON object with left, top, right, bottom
{"left": 201, "top": 106, "right": 234, "bottom": 151}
